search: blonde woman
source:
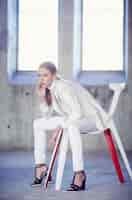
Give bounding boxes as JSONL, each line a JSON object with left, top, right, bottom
{"left": 31, "top": 62, "right": 101, "bottom": 191}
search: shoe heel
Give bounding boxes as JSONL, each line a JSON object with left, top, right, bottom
{"left": 82, "top": 179, "right": 86, "bottom": 190}
{"left": 48, "top": 173, "right": 52, "bottom": 182}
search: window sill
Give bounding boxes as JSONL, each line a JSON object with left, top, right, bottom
{"left": 8, "top": 71, "right": 37, "bottom": 85}
{"left": 74, "top": 70, "right": 126, "bottom": 86}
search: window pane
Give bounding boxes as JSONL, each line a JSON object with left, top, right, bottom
{"left": 18, "top": 0, "right": 58, "bottom": 71}
{"left": 82, "top": 0, "right": 124, "bottom": 71}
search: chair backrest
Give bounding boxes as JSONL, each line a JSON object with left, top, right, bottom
{"left": 108, "top": 83, "right": 126, "bottom": 118}
{"left": 81, "top": 82, "right": 126, "bottom": 134}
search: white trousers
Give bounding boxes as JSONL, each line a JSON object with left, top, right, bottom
{"left": 33, "top": 115, "right": 97, "bottom": 172}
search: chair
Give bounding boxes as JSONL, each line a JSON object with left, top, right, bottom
{"left": 44, "top": 83, "right": 132, "bottom": 190}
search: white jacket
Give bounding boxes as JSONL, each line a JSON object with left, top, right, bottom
{"left": 39, "top": 75, "right": 108, "bottom": 130}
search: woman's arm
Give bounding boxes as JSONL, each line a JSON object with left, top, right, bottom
{"left": 35, "top": 81, "right": 46, "bottom": 101}
{"left": 35, "top": 82, "right": 53, "bottom": 118}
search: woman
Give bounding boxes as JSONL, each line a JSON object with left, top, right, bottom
{"left": 31, "top": 62, "right": 104, "bottom": 191}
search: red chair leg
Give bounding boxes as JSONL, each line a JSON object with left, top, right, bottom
{"left": 104, "top": 128, "right": 125, "bottom": 183}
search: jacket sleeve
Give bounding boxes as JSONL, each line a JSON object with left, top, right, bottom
{"left": 39, "top": 101, "right": 54, "bottom": 119}
{"left": 34, "top": 86, "right": 54, "bottom": 119}
{"left": 59, "top": 84, "right": 83, "bottom": 128}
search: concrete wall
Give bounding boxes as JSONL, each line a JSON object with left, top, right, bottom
{"left": 0, "top": 0, "right": 132, "bottom": 151}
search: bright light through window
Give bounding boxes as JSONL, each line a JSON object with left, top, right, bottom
{"left": 82, "top": 0, "right": 124, "bottom": 71}
{"left": 18, "top": 0, "right": 58, "bottom": 71}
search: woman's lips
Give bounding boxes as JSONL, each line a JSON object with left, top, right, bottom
{"left": 41, "top": 83, "right": 46, "bottom": 86}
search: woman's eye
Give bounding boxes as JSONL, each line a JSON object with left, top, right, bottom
{"left": 43, "top": 74, "right": 48, "bottom": 78}
{"left": 37, "top": 73, "right": 48, "bottom": 78}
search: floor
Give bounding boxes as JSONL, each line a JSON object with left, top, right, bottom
{"left": 0, "top": 151, "right": 132, "bottom": 200}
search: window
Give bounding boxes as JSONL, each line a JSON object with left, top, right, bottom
{"left": 73, "top": 0, "right": 127, "bottom": 84}
{"left": 18, "top": 0, "right": 58, "bottom": 71}
{"left": 82, "top": 0, "right": 124, "bottom": 71}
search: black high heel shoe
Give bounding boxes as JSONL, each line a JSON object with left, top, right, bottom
{"left": 31, "top": 164, "right": 52, "bottom": 187}
{"left": 67, "top": 170, "right": 86, "bottom": 191}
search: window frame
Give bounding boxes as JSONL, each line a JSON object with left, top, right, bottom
{"left": 7, "top": 0, "right": 60, "bottom": 85}
{"left": 72, "top": 0, "right": 128, "bottom": 85}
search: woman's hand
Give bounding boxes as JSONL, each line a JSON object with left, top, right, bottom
{"left": 48, "top": 127, "right": 62, "bottom": 148}
{"left": 36, "top": 82, "right": 46, "bottom": 100}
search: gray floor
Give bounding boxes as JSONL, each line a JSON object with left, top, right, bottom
{"left": 0, "top": 151, "right": 132, "bottom": 200}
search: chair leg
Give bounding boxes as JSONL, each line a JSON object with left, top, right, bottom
{"left": 44, "top": 129, "right": 63, "bottom": 189}
{"left": 104, "top": 128, "right": 125, "bottom": 183}
{"left": 110, "top": 120, "right": 132, "bottom": 180}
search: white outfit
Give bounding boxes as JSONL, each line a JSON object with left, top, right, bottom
{"left": 33, "top": 75, "right": 107, "bottom": 171}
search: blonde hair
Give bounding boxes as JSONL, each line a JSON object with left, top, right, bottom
{"left": 39, "top": 61, "right": 57, "bottom": 75}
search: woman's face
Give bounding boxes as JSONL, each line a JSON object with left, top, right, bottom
{"left": 37, "top": 67, "right": 56, "bottom": 89}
